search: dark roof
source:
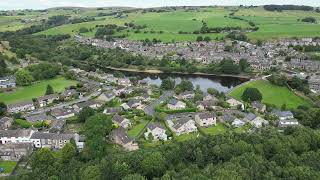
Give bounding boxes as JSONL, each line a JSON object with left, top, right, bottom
{"left": 25, "top": 114, "right": 56, "bottom": 123}
{"left": 104, "top": 107, "right": 121, "bottom": 114}
{"left": 180, "top": 91, "right": 194, "bottom": 96}
{"left": 112, "top": 114, "right": 125, "bottom": 124}
{"left": 31, "top": 132, "right": 74, "bottom": 140}
{"left": 0, "top": 117, "right": 13, "bottom": 124}
{"left": 50, "top": 119, "right": 66, "bottom": 131}
{"left": 0, "top": 130, "right": 32, "bottom": 138}
{"left": 172, "top": 116, "right": 193, "bottom": 129}
{"left": 51, "top": 108, "right": 75, "bottom": 117}
{"left": 127, "top": 99, "right": 141, "bottom": 107}
{"left": 147, "top": 122, "right": 165, "bottom": 131}
{"left": 111, "top": 127, "right": 132, "bottom": 144}
{"left": 75, "top": 100, "right": 101, "bottom": 109}
{"left": 244, "top": 113, "right": 257, "bottom": 121}
{"left": 7, "top": 101, "right": 34, "bottom": 109}
{"left": 37, "top": 94, "right": 59, "bottom": 102}
{"left": 251, "top": 101, "right": 265, "bottom": 109}
{"left": 197, "top": 112, "right": 216, "bottom": 119}
{"left": 272, "top": 110, "right": 293, "bottom": 118}
{"left": 168, "top": 99, "right": 178, "bottom": 106}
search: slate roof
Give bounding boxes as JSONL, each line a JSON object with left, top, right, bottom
{"left": 172, "top": 116, "right": 193, "bottom": 129}
{"left": 168, "top": 99, "right": 179, "bottom": 106}
{"left": 112, "top": 114, "right": 125, "bottom": 124}
{"left": 25, "top": 113, "right": 55, "bottom": 123}
{"left": 0, "top": 117, "right": 13, "bottom": 124}
{"left": 197, "top": 112, "right": 216, "bottom": 119}
{"left": 37, "top": 94, "right": 59, "bottom": 102}
{"left": 273, "top": 110, "right": 293, "bottom": 118}
{"left": 7, "top": 101, "right": 34, "bottom": 109}
{"left": 111, "top": 127, "right": 132, "bottom": 144}
{"left": 0, "top": 129, "right": 32, "bottom": 138}
{"left": 147, "top": 122, "right": 165, "bottom": 131}
{"left": 31, "top": 132, "right": 74, "bottom": 140}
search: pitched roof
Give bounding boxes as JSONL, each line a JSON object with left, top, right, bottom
{"left": 37, "top": 94, "right": 59, "bottom": 102}
{"left": 172, "top": 116, "right": 194, "bottom": 129}
{"left": 25, "top": 113, "right": 56, "bottom": 122}
{"left": 0, "top": 117, "right": 13, "bottom": 124}
{"left": 51, "top": 108, "right": 75, "bottom": 117}
{"left": 112, "top": 114, "right": 126, "bottom": 124}
{"left": 168, "top": 99, "right": 179, "bottom": 106}
{"left": 147, "top": 122, "right": 165, "bottom": 131}
{"left": 111, "top": 127, "right": 132, "bottom": 144}
{"left": 0, "top": 129, "right": 32, "bottom": 138}
{"left": 197, "top": 112, "right": 216, "bottom": 119}
{"left": 7, "top": 101, "right": 34, "bottom": 109}
{"left": 31, "top": 132, "right": 74, "bottom": 140}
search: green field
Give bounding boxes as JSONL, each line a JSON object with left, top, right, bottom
{"left": 229, "top": 80, "right": 313, "bottom": 109}
{"left": 202, "top": 123, "right": 227, "bottom": 135}
{"left": 128, "top": 120, "right": 149, "bottom": 138}
{"left": 0, "top": 161, "right": 17, "bottom": 174}
{"left": 0, "top": 77, "right": 77, "bottom": 104}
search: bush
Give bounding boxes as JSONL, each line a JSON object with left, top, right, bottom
{"left": 14, "top": 119, "right": 32, "bottom": 128}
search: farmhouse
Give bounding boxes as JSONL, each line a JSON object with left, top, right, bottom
{"left": 167, "top": 116, "right": 197, "bottom": 136}
{"left": 36, "top": 94, "right": 59, "bottom": 108}
{"left": 110, "top": 127, "right": 139, "bottom": 151}
{"left": 7, "top": 101, "right": 35, "bottom": 113}
{"left": 0, "top": 76, "right": 16, "bottom": 89}
{"left": 195, "top": 112, "right": 217, "bottom": 127}
{"left": 0, "top": 143, "right": 33, "bottom": 161}
{"left": 0, "top": 117, "right": 13, "bottom": 130}
{"left": 0, "top": 129, "right": 34, "bottom": 144}
{"left": 112, "top": 114, "right": 131, "bottom": 128}
{"left": 167, "top": 99, "right": 186, "bottom": 110}
{"left": 144, "top": 122, "right": 167, "bottom": 141}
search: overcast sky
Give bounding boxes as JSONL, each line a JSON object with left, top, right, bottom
{"left": 0, "top": 0, "right": 319, "bottom": 10}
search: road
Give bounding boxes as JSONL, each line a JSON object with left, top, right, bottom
{"left": 143, "top": 91, "right": 173, "bottom": 116}
{"left": 28, "top": 91, "right": 101, "bottom": 115}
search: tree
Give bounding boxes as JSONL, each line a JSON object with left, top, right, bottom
{"left": 81, "top": 165, "right": 102, "bottom": 180}
{"left": 78, "top": 107, "right": 95, "bottom": 123}
{"left": 45, "top": 85, "right": 54, "bottom": 95}
{"left": 123, "top": 174, "right": 146, "bottom": 180}
{"left": 0, "top": 102, "right": 7, "bottom": 116}
{"left": 241, "top": 88, "right": 262, "bottom": 102}
{"left": 15, "top": 69, "right": 33, "bottom": 86}
{"left": 196, "top": 36, "right": 203, "bottom": 42}
{"left": 207, "top": 88, "right": 218, "bottom": 96}
{"left": 204, "top": 36, "right": 211, "bottom": 42}
{"left": 239, "top": 59, "right": 250, "bottom": 72}
{"left": 142, "top": 152, "right": 166, "bottom": 178}
{"left": 30, "top": 148, "right": 57, "bottom": 179}
{"left": 161, "top": 78, "right": 175, "bottom": 90}
{"left": 175, "top": 80, "right": 194, "bottom": 92}
{"left": 79, "top": 27, "right": 89, "bottom": 33}
{"left": 219, "top": 59, "right": 240, "bottom": 74}
{"left": 60, "top": 143, "right": 77, "bottom": 164}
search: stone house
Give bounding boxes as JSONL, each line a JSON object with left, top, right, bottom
{"left": 0, "top": 76, "right": 16, "bottom": 89}
{"left": 144, "top": 122, "right": 167, "bottom": 141}
{"left": 30, "top": 132, "right": 80, "bottom": 150}
{"left": 36, "top": 94, "right": 59, "bottom": 108}
{"left": 0, "top": 130, "right": 34, "bottom": 144}
{"left": 51, "top": 108, "right": 75, "bottom": 120}
{"left": 195, "top": 112, "right": 217, "bottom": 127}
{"left": 226, "top": 98, "right": 244, "bottom": 110}
{"left": 7, "top": 101, "right": 35, "bottom": 113}
{"left": 110, "top": 127, "right": 139, "bottom": 151}
{"left": 112, "top": 114, "right": 131, "bottom": 128}
{"left": 167, "top": 116, "right": 197, "bottom": 136}
{"left": 279, "top": 119, "right": 299, "bottom": 128}
{"left": 0, "top": 117, "right": 13, "bottom": 130}
{"left": 167, "top": 99, "right": 186, "bottom": 110}
{"left": 96, "top": 92, "right": 116, "bottom": 102}
{"left": 251, "top": 101, "right": 266, "bottom": 112}
{"left": 0, "top": 143, "right": 33, "bottom": 161}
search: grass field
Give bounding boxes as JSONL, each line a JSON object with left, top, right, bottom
{"left": 0, "top": 161, "right": 17, "bottom": 174}
{"left": 0, "top": 77, "right": 77, "bottom": 104}
{"left": 127, "top": 120, "right": 149, "bottom": 138}
{"left": 202, "top": 123, "right": 227, "bottom": 135}
{"left": 229, "top": 80, "right": 313, "bottom": 109}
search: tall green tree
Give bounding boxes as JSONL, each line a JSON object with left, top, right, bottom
{"left": 78, "top": 107, "right": 95, "bottom": 123}
{"left": 142, "top": 152, "right": 166, "bottom": 178}
{"left": 0, "top": 102, "right": 7, "bottom": 116}
{"left": 45, "top": 84, "right": 54, "bottom": 95}
{"left": 241, "top": 87, "right": 262, "bottom": 102}
{"left": 15, "top": 69, "right": 33, "bottom": 86}
{"left": 161, "top": 78, "right": 175, "bottom": 90}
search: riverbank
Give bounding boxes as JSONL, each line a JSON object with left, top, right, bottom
{"left": 101, "top": 66, "right": 252, "bottom": 80}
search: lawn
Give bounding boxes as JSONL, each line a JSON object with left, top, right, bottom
{"left": 174, "top": 132, "right": 202, "bottom": 142}
{"left": 229, "top": 80, "right": 313, "bottom": 109}
{"left": 0, "top": 161, "right": 17, "bottom": 174}
{"left": 202, "top": 123, "right": 227, "bottom": 135}
{"left": 127, "top": 120, "right": 149, "bottom": 138}
{"left": 0, "top": 77, "right": 77, "bottom": 104}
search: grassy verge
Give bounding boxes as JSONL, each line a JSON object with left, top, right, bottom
{"left": 0, "top": 161, "right": 18, "bottom": 174}
{"left": 229, "top": 80, "right": 313, "bottom": 109}
{"left": 0, "top": 77, "right": 77, "bottom": 104}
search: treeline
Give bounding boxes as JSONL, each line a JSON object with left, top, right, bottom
{"left": 264, "top": 5, "right": 314, "bottom": 12}
{"left": 14, "top": 126, "right": 320, "bottom": 179}
{"left": 293, "top": 45, "right": 320, "bottom": 52}
{"left": 192, "top": 22, "right": 258, "bottom": 34}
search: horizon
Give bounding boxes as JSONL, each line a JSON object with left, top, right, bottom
{"left": 0, "top": 0, "right": 319, "bottom": 11}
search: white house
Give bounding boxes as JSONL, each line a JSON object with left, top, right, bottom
{"left": 226, "top": 98, "right": 244, "bottom": 110}
{"left": 36, "top": 94, "right": 59, "bottom": 108}
{"left": 167, "top": 117, "right": 197, "bottom": 136}
{"left": 279, "top": 119, "right": 299, "bottom": 128}
{"left": 0, "top": 130, "right": 34, "bottom": 144}
{"left": 272, "top": 110, "right": 294, "bottom": 120}
{"left": 7, "top": 101, "right": 35, "bottom": 113}
{"left": 232, "top": 118, "right": 245, "bottom": 128}
{"left": 30, "top": 132, "right": 80, "bottom": 150}
{"left": 144, "top": 123, "right": 167, "bottom": 141}
{"left": 167, "top": 99, "right": 186, "bottom": 110}
{"left": 195, "top": 112, "right": 216, "bottom": 127}
{"left": 250, "top": 117, "right": 269, "bottom": 128}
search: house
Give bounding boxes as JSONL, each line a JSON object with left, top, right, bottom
{"left": 308, "top": 75, "right": 320, "bottom": 93}
{"left": 251, "top": 101, "right": 266, "bottom": 112}
{"left": 110, "top": 127, "right": 139, "bottom": 151}
{"left": 73, "top": 100, "right": 102, "bottom": 112}
{"left": 0, "top": 117, "right": 13, "bottom": 130}
{"left": 113, "top": 86, "right": 126, "bottom": 96}
{"left": 279, "top": 119, "right": 299, "bottom": 128}
{"left": 103, "top": 107, "right": 122, "bottom": 115}
{"left": 167, "top": 99, "right": 186, "bottom": 110}
{"left": 243, "top": 113, "right": 257, "bottom": 122}
{"left": 196, "top": 100, "right": 215, "bottom": 111}
{"left": 36, "top": 94, "right": 59, "bottom": 108}
{"left": 167, "top": 116, "right": 197, "bottom": 136}
{"left": 51, "top": 108, "right": 75, "bottom": 120}
{"left": 272, "top": 110, "right": 294, "bottom": 120}
{"left": 250, "top": 117, "right": 268, "bottom": 128}
{"left": 0, "top": 143, "right": 33, "bottom": 161}
{"left": 31, "top": 132, "right": 80, "bottom": 149}
{"left": 0, "top": 129, "right": 34, "bottom": 144}
{"left": 178, "top": 91, "right": 195, "bottom": 100}
{"left": 117, "top": 78, "right": 132, "bottom": 87}
{"left": 24, "top": 113, "right": 56, "bottom": 123}
{"left": 144, "top": 122, "right": 167, "bottom": 141}
{"left": 49, "top": 119, "right": 66, "bottom": 133}
{"left": 195, "top": 112, "right": 216, "bottom": 127}
{"left": 226, "top": 98, "right": 244, "bottom": 110}
{"left": 61, "top": 89, "right": 78, "bottom": 100}
{"left": 7, "top": 101, "right": 35, "bottom": 113}
{"left": 0, "top": 76, "right": 16, "bottom": 89}
{"left": 112, "top": 114, "right": 131, "bottom": 128}
{"left": 126, "top": 99, "right": 142, "bottom": 109}
{"left": 232, "top": 118, "right": 245, "bottom": 128}
{"left": 96, "top": 92, "right": 116, "bottom": 102}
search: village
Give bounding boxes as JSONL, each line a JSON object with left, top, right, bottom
{"left": 0, "top": 57, "right": 305, "bottom": 168}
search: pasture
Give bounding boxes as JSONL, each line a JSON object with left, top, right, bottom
{"left": 229, "top": 80, "right": 313, "bottom": 109}
{"left": 0, "top": 77, "right": 77, "bottom": 104}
